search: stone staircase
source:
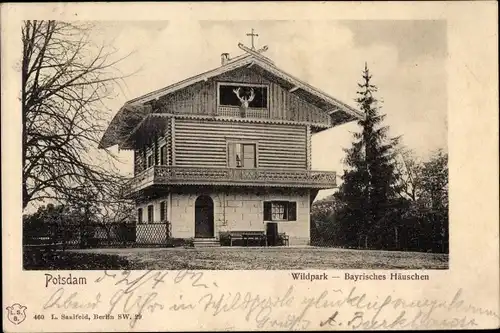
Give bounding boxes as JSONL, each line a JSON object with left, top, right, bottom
{"left": 193, "top": 238, "right": 220, "bottom": 247}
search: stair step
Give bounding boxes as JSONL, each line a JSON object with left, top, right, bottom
{"left": 194, "top": 238, "right": 220, "bottom": 247}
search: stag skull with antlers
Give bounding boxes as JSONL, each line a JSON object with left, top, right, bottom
{"left": 233, "top": 87, "right": 255, "bottom": 109}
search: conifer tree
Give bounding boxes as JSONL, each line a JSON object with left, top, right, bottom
{"left": 334, "top": 63, "right": 401, "bottom": 249}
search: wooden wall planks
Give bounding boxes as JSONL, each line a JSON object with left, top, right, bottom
{"left": 174, "top": 118, "right": 307, "bottom": 170}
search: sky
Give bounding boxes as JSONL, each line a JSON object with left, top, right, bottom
{"left": 92, "top": 20, "right": 448, "bottom": 200}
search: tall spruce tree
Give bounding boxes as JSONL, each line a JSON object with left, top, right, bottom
{"left": 334, "top": 63, "right": 401, "bottom": 249}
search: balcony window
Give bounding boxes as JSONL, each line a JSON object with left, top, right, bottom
{"left": 228, "top": 142, "right": 256, "bottom": 168}
{"left": 146, "top": 145, "right": 154, "bottom": 168}
{"left": 160, "top": 144, "right": 167, "bottom": 165}
{"left": 264, "top": 201, "right": 297, "bottom": 222}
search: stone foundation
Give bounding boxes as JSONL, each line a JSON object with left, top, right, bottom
{"left": 136, "top": 188, "right": 311, "bottom": 246}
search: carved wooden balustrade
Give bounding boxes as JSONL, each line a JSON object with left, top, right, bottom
{"left": 217, "top": 106, "right": 270, "bottom": 118}
{"left": 125, "top": 166, "right": 337, "bottom": 195}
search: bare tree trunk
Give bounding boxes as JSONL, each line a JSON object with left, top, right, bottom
{"left": 21, "top": 20, "right": 133, "bottom": 211}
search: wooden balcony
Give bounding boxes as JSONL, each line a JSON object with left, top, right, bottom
{"left": 125, "top": 166, "right": 337, "bottom": 196}
{"left": 217, "top": 106, "right": 270, "bottom": 118}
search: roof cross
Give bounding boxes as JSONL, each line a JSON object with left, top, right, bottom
{"left": 246, "top": 28, "right": 259, "bottom": 50}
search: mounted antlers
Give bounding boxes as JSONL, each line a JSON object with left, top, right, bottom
{"left": 233, "top": 87, "right": 255, "bottom": 109}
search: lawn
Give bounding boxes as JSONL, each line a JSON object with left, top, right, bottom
{"left": 57, "top": 247, "right": 449, "bottom": 270}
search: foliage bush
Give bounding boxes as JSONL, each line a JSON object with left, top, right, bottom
{"left": 24, "top": 251, "right": 131, "bottom": 270}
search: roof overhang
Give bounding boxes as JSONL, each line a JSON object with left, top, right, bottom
{"left": 99, "top": 104, "right": 152, "bottom": 149}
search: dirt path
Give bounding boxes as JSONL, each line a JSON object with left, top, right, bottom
{"left": 69, "top": 247, "right": 449, "bottom": 270}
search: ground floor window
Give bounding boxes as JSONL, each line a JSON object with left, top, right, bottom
{"left": 147, "top": 205, "right": 154, "bottom": 223}
{"left": 160, "top": 201, "right": 167, "bottom": 221}
{"left": 263, "top": 201, "right": 297, "bottom": 221}
{"left": 137, "top": 208, "right": 143, "bottom": 224}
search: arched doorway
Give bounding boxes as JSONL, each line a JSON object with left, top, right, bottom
{"left": 194, "top": 195, "right": 214, "bottom": 238}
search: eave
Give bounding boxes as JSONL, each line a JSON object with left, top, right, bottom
{"left": 118, "top": 113, "right": 332, "bottom": 150}
{"left": 99, "top": 104, "right": 152, "bottom": 149}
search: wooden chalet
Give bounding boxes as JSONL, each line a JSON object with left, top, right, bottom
{"left": 99, "top": 35, "right": 363, "bottom": 246}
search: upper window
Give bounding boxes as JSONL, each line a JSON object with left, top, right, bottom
{"left": 219, "top": 83, "right": 268, "bottom": 109}
{"left": 160, "top": 144, "right": 167, "bottom": 165}
{"left": 263, "top": 201, "right": 297, "bottom": 222}
{"left": 146, "top": 146, "right": 154, "bottom": 168}
{"left": 228, "top": 142, "right": 256, "bottom": 168}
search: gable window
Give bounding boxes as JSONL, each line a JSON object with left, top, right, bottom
{"left": 228, "top": 142, "right": 256, "bottom": 168}
{"left": 147, "top": 205, "right": 154, "bottom": 223}
{"left": 218, "top": 83, "right": 268, "bottom": 109}
{"left": 137, "top": 208, "right": 143, "bottom": 224}
{"left": 263, "top": 201, "right": 297, "bottom": 222}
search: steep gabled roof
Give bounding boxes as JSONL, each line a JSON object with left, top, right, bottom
{"left": 99, "top": 52, "right": 363, "bottom": 149}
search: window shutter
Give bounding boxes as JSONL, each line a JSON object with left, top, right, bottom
{"left": 153, "top": 139, "right": 158, "bottom": 165}
{"left": 137, "top": 208, "right": 143, "bottom": 224}
{"left": 160, "top": 201, "right": 166, "bottom": 221}
{"left": 287, "top": 202, "right": 297, "bottom": 221}
{"left": 263, "top": 202, "right": 272, "bottom": 221}
{"left": 160, "top": 145, "right": 167, "bottom": 165}
{"left": 134, "top": 150, "right": 139, "bottom": 174}
{"left": 228, "top": 143, "right": 236, "bottom": 167}
{"left": 243, "top": 144, "right": 256, "bottom": 168}
{"left": 147, "top": 205, "right": 154, "bottom": 223}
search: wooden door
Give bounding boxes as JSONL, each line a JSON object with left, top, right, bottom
{"left": 266, "top": 222, "right": 278, "bottom": 246}
{"left": 195, "top": 195, "right": 214, "bottom": 238}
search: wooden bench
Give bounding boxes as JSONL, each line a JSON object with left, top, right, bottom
{"left": 223, "top": 231, "right": 267, "bottom": 246}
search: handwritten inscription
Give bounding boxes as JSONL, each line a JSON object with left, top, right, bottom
{"left": 199, "top": 286, "right": 295, "bottom": 319}
{"left": 43, "top": 288, "right": 100, "bottom": 310}
{"left": 38, "top": 271, "right": 498, "bottom": 330}
{"left": 196, "top": 286, "right": 494, "bottom": 330}
{"left": 320, "top": 310, "right": 339, "bottom": 327}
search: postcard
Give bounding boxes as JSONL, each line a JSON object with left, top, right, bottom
{"left": 2, "top": 1, "right": 499, "bottom": 331}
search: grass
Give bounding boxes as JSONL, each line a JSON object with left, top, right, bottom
{"left": 48, "top": 247, "right": 450, "bottom": 270}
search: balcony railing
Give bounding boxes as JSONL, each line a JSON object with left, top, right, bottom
{"left": 125, "top": 166, "right": 337, "bottom": 196}
{"left": 217, "top": 106, "right": 270, "bottom": 118}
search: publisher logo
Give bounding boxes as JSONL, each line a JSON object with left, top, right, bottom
{"left": 6, "top": 303, "right": 27, "bottom": 325}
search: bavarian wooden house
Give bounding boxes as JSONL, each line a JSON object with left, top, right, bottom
{"left": 99, "top": 37, "right": 363, "bottom": 247}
